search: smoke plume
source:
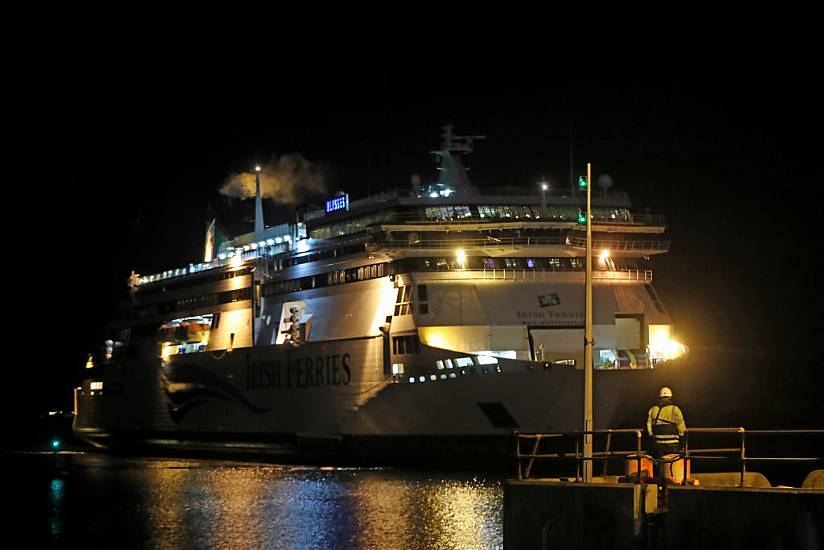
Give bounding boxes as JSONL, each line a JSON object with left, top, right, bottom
{"left": 220, "top": 153, "right": 327, "bottom": 204}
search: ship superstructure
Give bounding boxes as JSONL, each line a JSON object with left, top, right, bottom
{"left": 74, "top": 126, "right": 686, "bottom": 463}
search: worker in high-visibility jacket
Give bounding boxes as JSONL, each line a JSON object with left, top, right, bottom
{"left": 646, "top": 386, "right": 686, "bottom": 459}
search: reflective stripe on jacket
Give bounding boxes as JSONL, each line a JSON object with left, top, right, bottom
{"left": 646, "top": 403, "right": 686, "bottom": 445}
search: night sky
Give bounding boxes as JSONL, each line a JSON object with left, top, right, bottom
{"left": 32, "top": 66, "right": 820, "bottom": 422}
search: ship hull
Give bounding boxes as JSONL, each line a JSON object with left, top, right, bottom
{"left": 74, "top": 336, "right": 685, "bottom": 466}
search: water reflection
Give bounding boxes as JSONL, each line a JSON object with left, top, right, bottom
{"left": 32, "top": 455, "right": 503, "bottom": 549}
{"left": 49, "top": 477, "right": 65, "bottom": 541}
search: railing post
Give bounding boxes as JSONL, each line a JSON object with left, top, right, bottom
{"left": 515, "top": 432, "right": 522, "bottom": 480}
{"left": 575, "top": 434, "right": 581, "bottom": 482}
{"left": 525, "top": 434, "right": 542, "bottom": 480}
{"left": 739, "top": 428, "right": 747, "bottom": 487}
{"left": 636, "top": 430, "right": 642, "bottom": 485}
{"left": 603, "top": 431, "right": 612, "bottom": 477}
{"left": 682, "top": 432, "right": 689, "bottom": 485}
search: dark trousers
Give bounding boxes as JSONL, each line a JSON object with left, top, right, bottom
{"left": 651, "top": 442, "right": 680, "bottom": 481}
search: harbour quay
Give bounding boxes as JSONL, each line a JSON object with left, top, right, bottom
{"left": 504, "top": 429, "right": 824, "bottom": 549}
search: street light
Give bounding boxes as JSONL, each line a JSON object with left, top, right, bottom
{"left": 583, "top": 162, "right": 594, "bottom": 483}
{"left": 538, "top": 179, "right": 549, "bottom": 215}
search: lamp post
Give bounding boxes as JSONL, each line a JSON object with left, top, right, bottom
{"left": 538, "top": 180, "right": 549, "bottom": 216}
{"left": 583, "top": 162, "right": 593, "bottom": 482}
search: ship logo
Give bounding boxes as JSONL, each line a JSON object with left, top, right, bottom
{"left": 161, "top": 361, "right": 269, "bottom": 423}
{"left": 537, "top": 293, "right": 561, "bottom": 308}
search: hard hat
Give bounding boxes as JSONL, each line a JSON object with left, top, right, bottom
{"left": 659, "top": 386, "right": 673, "bottom": 399}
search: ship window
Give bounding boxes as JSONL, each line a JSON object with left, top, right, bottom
{"left": 598, "top": 349, "right": 618, "bottom": 369}
{"left": 570, "top": 258, "right": 583, "bottom": 269}
{"left": 357, "top": 267, "right": 364, "bottom": 281}
{"left": 455, "top": 357, "right": 473, "bottom": 367}
{"left": 504, "top": 258, "right": 519, "bottom": 269}
{"left": 549, "top": 258, "right": 561, "bottom": 269}
{"left": 417, "top": 284, "right": 429, "bottom": 314}
{"left": 436, "top": 360, "right": 445, "bottom": 370}
{"left": 435, "top": 258, "right": 449, "bottom": 270}
{"left": 394, "top": 286, "right": 412, "bottom": 316}
{"left": 393, "top": 335, "right": 420, "bottom": 355}
{"left": 526, "top": 258, "right": 536, "bottom": 269}
{"left": 483, "top": 257, "right": 496, "bottom": 269}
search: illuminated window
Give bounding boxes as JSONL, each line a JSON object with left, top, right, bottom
{"left": 476, "top": 355, "right": 499, "bottom": 365}
{"left": 90, "top": 381, "right": 103, "bottom": 391}
{"left": 394, "top": 286, "right": 412, "bottom": 316}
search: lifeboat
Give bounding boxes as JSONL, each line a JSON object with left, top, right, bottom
{"left": 159, "top": 317, "right": 212, "bottom": 343}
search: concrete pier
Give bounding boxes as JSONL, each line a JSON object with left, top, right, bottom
{"left": 504, "top": 478, "right": 824, "bottom": 549}
{"left": 665, "top": 485, "right": 823, "bottom": 550}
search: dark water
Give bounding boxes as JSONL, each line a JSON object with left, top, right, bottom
{"left": 4, "top": 452, "right": 503, "bottom": 550}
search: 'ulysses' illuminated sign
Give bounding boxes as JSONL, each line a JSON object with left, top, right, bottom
{"left": 326, "top": 194, "right": 349, "bottom": 213}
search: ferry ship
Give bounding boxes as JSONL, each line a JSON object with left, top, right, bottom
{"left": 73, "top": 126, "right": 688, "bottom": 464}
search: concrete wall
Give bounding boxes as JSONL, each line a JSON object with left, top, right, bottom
{"left": 504, "top": 481, "right": 644, "bottom": 549}
{"left": 666, "top": 486, "right": 824, "bottom": 550}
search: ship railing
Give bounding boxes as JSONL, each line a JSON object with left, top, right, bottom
{"left": 479, "top": 268, "right": 652, "bottom": 283}
{"left": 516, "top": 428, "right": 824, "bottom": 487}
{"left": 376, "top": 236, "right": 669, "bottom": 253}
{"left": 567, "top": 237, "right": 671, "bottom": 253}
{"left": 375, "top": 211, "right": 664, "bottom": 226}
{"left": 378, "top": 212, "right": 667, "bottom": 227}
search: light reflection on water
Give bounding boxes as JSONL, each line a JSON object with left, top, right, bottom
{"left": 33, "top": 454, "right": 503, "bottom": 549}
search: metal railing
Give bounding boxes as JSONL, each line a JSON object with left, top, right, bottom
{"left": 516, "top": 428, "right": 824, "bottom": 487}
{"left": 479, "top": 268, "right": 652, "bottom": 283}
{"left": 516, "top": 429, "right": 645, "bottom": 481}
{"left": 683, "top": 428, "right": 824, "bottom": 487}
{"left": 377, "top": 235, "right": 669, "bottom": 253}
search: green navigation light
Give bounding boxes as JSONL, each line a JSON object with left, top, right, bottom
{"left": 578, "top": 175, "right": 588, "bottom": 189}
{"left": 577, "top": 210, "right": 588, "bottom": 225}
{"left": 51, "top": 439, "right": 61, "bottom": 449}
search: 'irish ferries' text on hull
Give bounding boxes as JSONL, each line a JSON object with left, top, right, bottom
{"left": 74, "top": 126, "right": 687, "bottom": 462}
